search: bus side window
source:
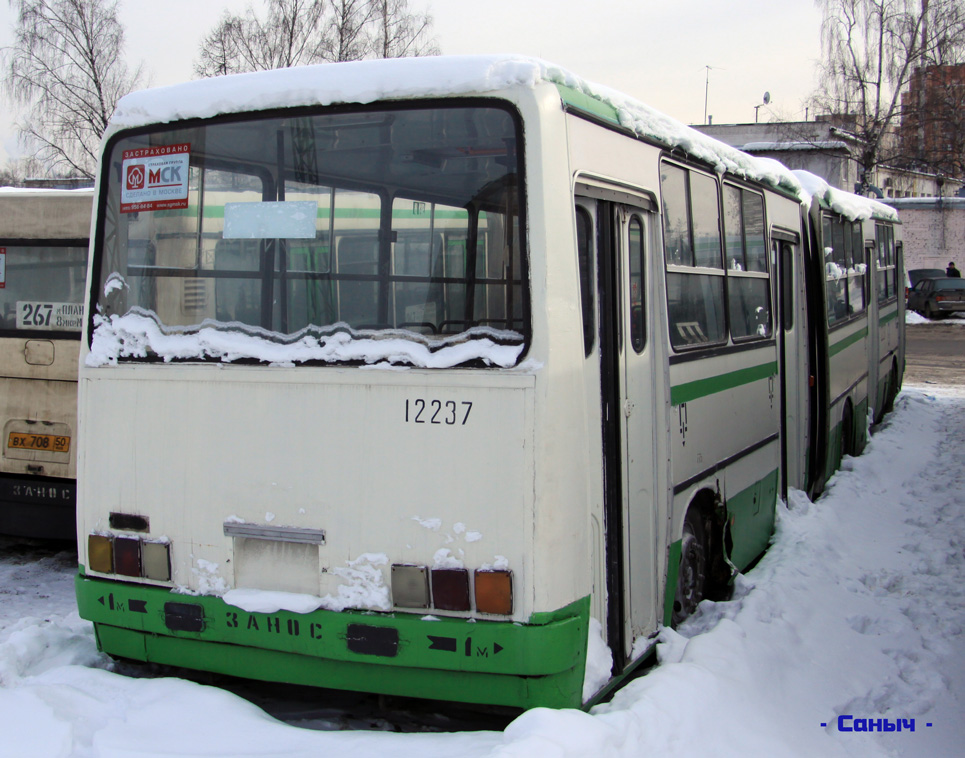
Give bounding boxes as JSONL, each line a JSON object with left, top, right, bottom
{"left": 781, "top": 242, "right": 793, "bottom": 332}
{"left": 825, "top": 215, "right": 848, "bottom": 324}
{"left": 661, "top": 163, "right": 725, "bottom": 350}
{"left": 723, "top": 185, "right": 771, "bottom": 341}
{"left": 876, "top": 223, "right": 895, "bottom": 302}
{"left": 628, "top": 215, "right": 645, "bottom": 353}
{"left": 575, "top": 204, "right": 595, "bottom": 356}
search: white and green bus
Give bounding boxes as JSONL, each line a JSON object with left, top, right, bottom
{"left": 75, "top": 57, "right": 901, "bottom": 710}
{"left": 789, "top": 171, "right": 903, "bottom": 497}
{"left": 0, "top": 189, "right": 92, "bottom": 540}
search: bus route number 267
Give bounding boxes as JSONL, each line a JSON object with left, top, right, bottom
{"left": 18, "top": 302, "right": 54, "bottom": 328}
{"left": 405, "top": 399, "right": 472, "bottom": 426}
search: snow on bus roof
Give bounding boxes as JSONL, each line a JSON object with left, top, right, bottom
{"left": 793, "top": 170, "right": 899, "bottom": 223}
{"left": 110, "top": 54, "right": 809, "bottom": 202}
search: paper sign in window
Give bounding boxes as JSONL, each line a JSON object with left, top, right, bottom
{"left": 223, "top": 201, "right": 319, "bottom": 240}
{"left": 120, "top": 144, "right": 191, "bottom": 214}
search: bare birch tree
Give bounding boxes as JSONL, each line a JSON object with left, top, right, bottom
{"left": 811, "top": 0, "right": 965, "bottom": 187}
{"left": 195, "top": 0, "right": 438, "bottom": 77}
{"left": 195, "top": 0, "right": 329, "bottom": 77}
{"left": 371, "top": 0, "right": 439, "bottom": 59}
{"left": 898, "top": 0, "right": 965, "bottom": 178}
{"left": 321, "top": 0, "right": 377, "bottom": 62}
{"left": 3, "top": 0, "right": 143, "bottom": 178}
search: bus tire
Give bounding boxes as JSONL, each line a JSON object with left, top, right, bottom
{"left": 672, "top": 508, "right": 708, "bottom": 627}
{"left": 841, "top": 401, "right": 856, "bottom": 458}
{"left": 882, "top": 362, "right": 898, "bottom": 415}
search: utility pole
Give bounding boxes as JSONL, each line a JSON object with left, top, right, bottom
{"left": 703, "top": 65, "right": 721, "bottom": 125}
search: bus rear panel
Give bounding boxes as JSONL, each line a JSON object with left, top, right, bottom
{"left": 0, "top": 190, "right": 91, "bottom": 540}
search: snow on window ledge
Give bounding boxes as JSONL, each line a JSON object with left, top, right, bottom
{"left": 86, "top": 309, "right": 525, "bottom": 369}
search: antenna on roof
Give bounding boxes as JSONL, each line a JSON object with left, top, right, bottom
{"left": 703, "top": 65, "right": 724, "bottom": 125}
{"left": 755, "top": 92, "right": 771, "bottom": 123}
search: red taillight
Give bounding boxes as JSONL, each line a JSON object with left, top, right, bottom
{"left": 430, "top": 568, "right": 471, "bottom": 611}
{"left": 113, "top": 537, "right": 142, "bottom": 577}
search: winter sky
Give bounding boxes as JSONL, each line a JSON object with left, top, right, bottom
{"left": 0, "top": 0, "right": 824, "bottom": 166}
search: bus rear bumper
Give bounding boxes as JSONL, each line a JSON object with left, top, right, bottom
{"left": 75, "top": 570, "right": 590, "bottom": 710}
{"left": 0, "top": 474, "right": 75, "bottom": 540}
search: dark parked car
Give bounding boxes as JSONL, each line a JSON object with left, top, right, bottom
{"left": 906, "top": 277, "right": 965, "bottom": 319}
{"left": 905, "top": 268, "right": 945, "bottom": 303}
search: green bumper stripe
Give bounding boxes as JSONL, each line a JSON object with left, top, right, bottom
{"left": 829, "top": 326, "right": 869, "bottom": 357}
{"left": 76, "top": 572, "right": 590, "bottom": 709}
{"left": 671, "top": 361, "right": 777, "bottom": 406}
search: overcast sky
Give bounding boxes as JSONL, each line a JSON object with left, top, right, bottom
{"left": 0, "top": 0, "right": 825, "bottom": 167}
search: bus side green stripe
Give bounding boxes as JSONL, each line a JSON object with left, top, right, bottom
{"left": 829, "top": 326, "right": 869, "bottom": 357}
{"left": 670, "top": 361, "right": 777, "bottom": 406}
{"left": 879, "top": 309, "right": 898, "bottom": 326}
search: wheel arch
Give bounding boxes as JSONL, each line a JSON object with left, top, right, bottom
{"left": 665, "top": 486, "right": 730, "bottom": 627}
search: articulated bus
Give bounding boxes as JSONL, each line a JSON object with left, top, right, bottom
{"left": 788, "top": 170, "right": 903, "bottom": 497}
{"left": 0, "top": 189, "right": 92, "bottom": 540}
{"left": 75, "top": 57, "right": 901, "bottom": 710}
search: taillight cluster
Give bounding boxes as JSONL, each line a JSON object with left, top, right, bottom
{"left": 87, "top": 515, "right": 513, "bottom": 616}
{"left": 391, "top": 564, "right": 513, "bottom": 615}
{"left": 88, "top": 533, "right": 171, "bottom": 582}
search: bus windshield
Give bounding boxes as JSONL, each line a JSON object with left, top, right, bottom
{"left": 92, "top": 103, "right": 527, "bottom": 367}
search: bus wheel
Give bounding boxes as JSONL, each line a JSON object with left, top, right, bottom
{"left": 672, "top": 509, "right": 708, "bottom": 627}
{"left": 841, "top": 402, "right": 855, "bottom": 458}
{"left": 882, "top": 362, "right": 898, "bottom": 415}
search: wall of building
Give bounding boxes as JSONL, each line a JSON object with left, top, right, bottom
{"left": 886, "top": 198, "right": 965, "bottom": 271}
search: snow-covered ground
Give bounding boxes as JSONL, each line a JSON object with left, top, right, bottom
{"left": 2, "top": 342, "right": 964, "bottom": 757}
{"left": 906, "top": 310, "right": 965, "bottom": 325}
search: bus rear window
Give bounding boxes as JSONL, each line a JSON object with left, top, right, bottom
{"left": 92, "top": 104, "right": 527, "bottom": 367}
{"left": 0, "top": 245, "right": 88, "bottom": 335}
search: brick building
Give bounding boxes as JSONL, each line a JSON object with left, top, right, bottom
{"left": 900, "top": 64, "right": 965, "bottom": 181}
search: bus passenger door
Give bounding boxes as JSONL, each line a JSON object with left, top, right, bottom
{"left": 776, "top": 236, "right": 811, "bottom": 495}
{"left": 578, "top": 192, "right": 660, "bottom": 669}
{"left": 618, "top": 207, "right": 659, "bottom": 651}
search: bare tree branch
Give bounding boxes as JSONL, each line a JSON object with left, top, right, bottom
{"left": 811, "top": 0, "right": 965, "bottom": 185}
{"left": 321, "top": 0, "right": 377, "bottom": 62}
{"left": 2, "top": 0, "right": 143, "bottom": 178}
{"left": 371, "top": 0, "right": 439, "bottom": 58}
{"left": 194, "top": 0, "right": 438, "bottom": 76}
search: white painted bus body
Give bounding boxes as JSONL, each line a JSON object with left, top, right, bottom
{"left": 74, "top": 58, "right": 900, "bottom": 708}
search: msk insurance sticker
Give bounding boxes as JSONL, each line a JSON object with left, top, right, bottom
{"left": 120, "top": 144, "right": 190, "bottom": 213}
